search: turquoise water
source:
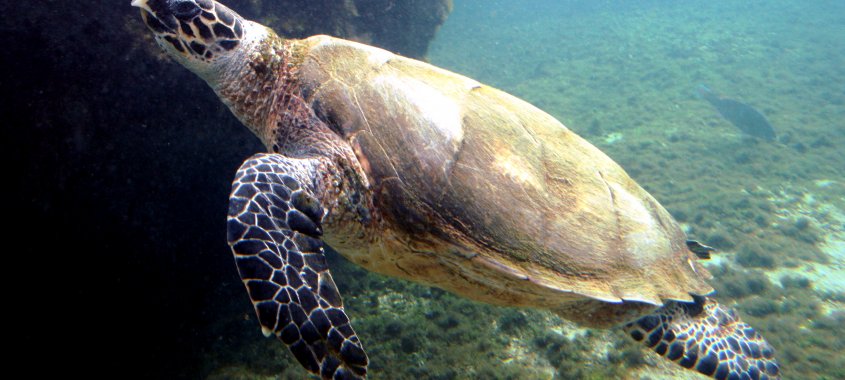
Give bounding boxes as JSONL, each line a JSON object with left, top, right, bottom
{"left": 427, "top": 1, "right": 845, "bottom": 378}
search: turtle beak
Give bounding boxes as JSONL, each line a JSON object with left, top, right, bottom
{"left": 130, "top": 0, "right": 152, "bottom": 13}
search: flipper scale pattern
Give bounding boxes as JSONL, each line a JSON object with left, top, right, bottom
{"left": 625, "top": 296, "right": 779, "bottom": 380}
{"left": 227, "top": 153, "right": 368, "bottom": 379}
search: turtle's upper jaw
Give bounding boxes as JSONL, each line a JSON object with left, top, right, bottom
{"left": 133, "top": 0, "right": 250, "bottom": 77}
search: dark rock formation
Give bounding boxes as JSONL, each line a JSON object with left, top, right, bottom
{"left": 232, "top": 0, "right": 453, "bottom": 58}
{"left": 1, "top": 0, "right": 449, "bottom": 378}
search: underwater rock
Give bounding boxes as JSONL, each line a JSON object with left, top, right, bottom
{"left": 226, "top": 0, "right": 452, "bottom": 59}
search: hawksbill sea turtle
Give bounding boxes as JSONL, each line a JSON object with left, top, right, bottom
{"left": 133, "top": 1, "right": 781, "bottom": 379}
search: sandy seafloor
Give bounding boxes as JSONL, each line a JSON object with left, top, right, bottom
{"left": 206, "top": 1, "right": 844, "bottom": 379}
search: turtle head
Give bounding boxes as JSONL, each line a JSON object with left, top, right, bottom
{"left": 133, "top": 0, "right": 254, "bottom": 78}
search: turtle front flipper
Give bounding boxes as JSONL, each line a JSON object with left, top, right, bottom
{"left": 624, "top": 296, "right": 779, "bottom": 379}
{"left": 227, "top": 153, "right": 368, "bottom": 379}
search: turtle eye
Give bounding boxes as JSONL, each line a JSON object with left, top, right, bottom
{"left": 170, "top": 0, "right": 201, "bottom": 21}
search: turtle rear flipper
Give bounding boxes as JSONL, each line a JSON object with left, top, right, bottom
{"left": 228, "top": 153, "right": 368, "bottom": 379}
{"left": 625, "top": 296, "right": 779, "bottom": 379}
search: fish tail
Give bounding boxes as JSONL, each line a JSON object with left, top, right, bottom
{"left": 695, "top": 83, "right": 713, "bottom": 98}
{"left": 695, "top": 84, "right": 721, "bottom": 105}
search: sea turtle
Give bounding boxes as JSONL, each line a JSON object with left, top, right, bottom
{"left": 133, "top": 1, "right": 781, "bottom": 379}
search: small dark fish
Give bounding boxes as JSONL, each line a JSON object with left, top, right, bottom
{"left": 697, "top": 84, "right": 776, "bottom": 141}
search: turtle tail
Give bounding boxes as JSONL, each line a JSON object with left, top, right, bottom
{"left": 624, "top": 295, "right": 780, "bottom": 379}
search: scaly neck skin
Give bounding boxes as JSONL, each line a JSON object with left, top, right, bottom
{"left": 209, "top": 23, "right": 374, "bottom": 235}
{"left": 204, "top": 19, "right": 289, "bottom": 149}
{"left": 208, "top": 23, "right": 350, "bottom": 162}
